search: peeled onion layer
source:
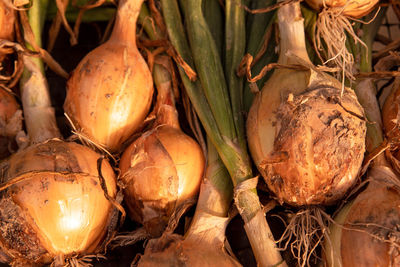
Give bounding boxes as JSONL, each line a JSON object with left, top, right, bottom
{"left": 0, "top": 139, "right": 117, "bottom": 266}
{"left": 325, "top": 166, "right": 400, "bottom": 267}
{"left": 247, "top": 62, "right": 366, "bottom": 206}
{"left": 119, "top": 124, "right": 204, "bottom": 237}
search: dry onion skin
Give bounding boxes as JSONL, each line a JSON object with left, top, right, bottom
{"left": 0, "top": 139, "right": 117, "bottom": 266}
{"left": 64, "top": 0, "right": 153, "bottom": 153}
{"left": 0, "top": 0, "right": 15, "bottom": 62}
{"left": 324, "top": 167, "right": 400, "bottom": 267}
{"left": 0, "top": 88, "right": 22, "bottom": 159}
{"left": 246, "top": 2, "right": 366, "bottom": 206}
{"left": 305, "top": 0, "right": 379, "bottom": 19}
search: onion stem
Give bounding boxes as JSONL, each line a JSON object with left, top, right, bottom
{"left": 161, "top": 0, "right": 286, "bottom": 266}
{"left": 20, "top": 0, "right": 61, "bottom": 143}
{"left": 203, "top": 0, "right": 224, "bottom": 57}
{"left": 225, "top": 0, "right": 247, "bottom": 151}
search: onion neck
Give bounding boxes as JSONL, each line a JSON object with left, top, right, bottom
{"left": 277, "top": 1, "right": 311, "bottom": 64}
{"left": 109, "top": 0, "right": 144, "bottom": 46}
{"left": 153, "top": 63, "right": 180, "bottom": 129}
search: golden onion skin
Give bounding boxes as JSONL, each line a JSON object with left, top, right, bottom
{"left": 64, "top": 0, "right": 153, "bottom": 153}
{"left": 119, "top": 125, "right": 205, "bottom": 237}
{"left": 305, "top": 0, "right": 379, "bottom": 18}
{"left": 0, "top": 140, "right": 117, "bottom": 265}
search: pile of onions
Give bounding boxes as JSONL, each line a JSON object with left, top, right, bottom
{"left": 119, "top": 61, "right": 204, "bottom": 237}
{"left": 64, "top": 0, "right": 153, "bottom": 153}
{"left": 0, "top": 0, "right": 119, "bottom": 264}
{"left": 246, "top": 0, "right": 366, "bottom": 206}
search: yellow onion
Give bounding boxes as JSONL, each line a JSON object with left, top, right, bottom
{"left": 0, "top": 88, "right": 22, "bottom": 159}
{"left": 324, "top": 166, "right": 400, "bottom": 267}
{"left": 119, "top": 63, "right": 204, "bottom": 237}
{"left": 305, "top": 0, "right": 379, "bottom": 18}
{"left": 246, "top": 2, "right": 366, "bottom": 206}
{"left": 64, "top": 0, "right": 153, "bottom": 152}
{"left": 0, "top": 139, "right": 117, "bottom": 266}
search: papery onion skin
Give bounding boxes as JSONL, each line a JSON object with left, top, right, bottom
{"left": 305, "top": 0, "right": 379, "bottom": 18}
{"left": 119, "top": 123, "right": 204, "bottom": 237}
{"left": 64, "top": 0, "right": 153, "bottom": 153}
{"left": 0, "top": 0, "right": 15, "bottom": 62}
{"left": 248, "top": 83, "right": 366, "bottom": 206}
{"left": 0, "top": 139, "right": 117, "bottom": 265}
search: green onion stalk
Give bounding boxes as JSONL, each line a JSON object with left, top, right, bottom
{"left": 161, "top": 0, "right": 286, "bottom": 266}
{"left": 323, "top": 7, "right": 400, "bottom": 267}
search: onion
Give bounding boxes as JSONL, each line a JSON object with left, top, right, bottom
{"left": 0, "top": 88, "right": 22, "bottom": 159}
{"left": 119, "top": 61, "right": 204, "bottom": 236}
{"left": 305, "top": 0, "right": 379, "bottom": 18}
{"left": 64, "top": 0, "right": 153, "bottom": 153}
{"left": 0, "top": 139, "right": 117, "bottom": 266}
{"left": 246, "top": 1, "right": 366, "bottom": 206}
{"left": 324, "top": 167, "right": 400, "bottom": 267}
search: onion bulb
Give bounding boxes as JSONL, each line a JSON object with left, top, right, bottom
{"left": 0, "top": 139, "right": 117, "bottom": 266}
{"left": 324, "top": 166, "right": 400, "bottom": 267}
{"left": 119, "top": 64, "right": 204, "bottom": 237}
{"left": 246, "top": 2, "right": 366, "bottom": 206}
{"left": 64, "top": 0, "right": 153, "bottom": 152}
{"left": 0, "top": 88, "right": 22, "bottom": 159}
{"left": 305, "top": 0, "right": 379, "bottom": 19}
